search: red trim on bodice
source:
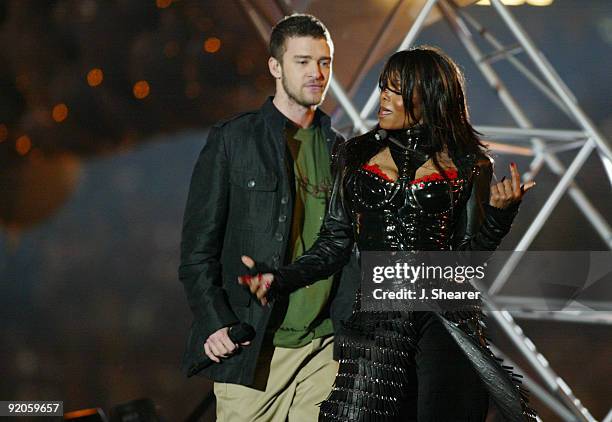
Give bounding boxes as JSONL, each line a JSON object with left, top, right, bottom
{"left": 361, "top": 163, "right": 459, "bottom": 184}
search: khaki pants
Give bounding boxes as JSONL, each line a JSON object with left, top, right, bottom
{"left": 214, "top": 335, "right": 337, "bottom": 422}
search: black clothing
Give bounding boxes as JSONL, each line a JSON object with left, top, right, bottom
{"left": 320, "top": 299, "right": 490, "bottom": 421}
{"left": 265, "top": 127, "right": 537, "bottom": 421}
{"left": 178, "top": 97, "right": 360, "bottom": 385}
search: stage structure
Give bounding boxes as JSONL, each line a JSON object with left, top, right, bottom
{"left": 235, "top": 0, "right": 610, "bottom": 421}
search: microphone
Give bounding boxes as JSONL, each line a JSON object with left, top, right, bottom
{"left": 187, "top": 323, "right": 256, "bottom": 377}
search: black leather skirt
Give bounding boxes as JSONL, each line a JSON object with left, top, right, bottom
{"left": 318, "top": 290, "right": 537, "bottom": 422}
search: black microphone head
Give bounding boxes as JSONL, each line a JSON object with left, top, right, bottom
{"left": 228, "top": 323, "right": 256, "bottom": 343}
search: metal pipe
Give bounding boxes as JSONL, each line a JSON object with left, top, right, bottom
{"left": 359, "top": 0, "right": 440, "bottom": 120}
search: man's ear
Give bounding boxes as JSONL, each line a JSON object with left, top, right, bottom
{"left": 268, "top": 56, "right": 281, "bottom": 79}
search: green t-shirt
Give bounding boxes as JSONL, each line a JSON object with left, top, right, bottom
{"left": 272, "top": 125, "right": 335, "bottom": 348}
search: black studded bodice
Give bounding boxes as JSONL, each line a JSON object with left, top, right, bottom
{"left": 342, "top": 125, "right": 474, "bottom": 252}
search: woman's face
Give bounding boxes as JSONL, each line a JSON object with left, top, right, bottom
{"left": 378, "top": 79, "right": 422, "bottom": 130}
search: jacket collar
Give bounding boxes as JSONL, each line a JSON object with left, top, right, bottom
{"left": 261, "top": 96, "right": 335, "bottom": 142}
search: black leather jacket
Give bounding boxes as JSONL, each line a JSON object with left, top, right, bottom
{"left": 270, "top": 126, "right": 520, "bottom": 296}
{"left": 264, "top": 126, "right": 536, "bottom": 421}
{"left": 178, "top": 98, "right": 360, "bottom": 385}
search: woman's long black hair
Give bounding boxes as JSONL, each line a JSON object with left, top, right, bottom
{"left": 378, "top": 46, "right": 488, "bottom": 174}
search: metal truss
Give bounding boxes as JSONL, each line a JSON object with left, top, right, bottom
{"left": 237, "top": 0, "right": 611, "bottom": 420}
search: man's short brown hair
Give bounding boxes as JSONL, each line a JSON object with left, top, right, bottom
{"left": 269, "top": 14, "right": 333, "bottom": 62}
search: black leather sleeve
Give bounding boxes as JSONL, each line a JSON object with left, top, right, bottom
{"left": 452, "top": 156, "right": 521, "bottom": 252}
{"left": 268, "top": 141, "right": 355, "bottom": 299}
{"left": 178, "top": 126, "right": 238, "bottom": 336}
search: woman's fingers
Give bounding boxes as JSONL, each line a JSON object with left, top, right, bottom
{"left": 521, "top": 180, "right": 536, "bottom": 193}
{"left": 510, "top": 162, "right": 521, "bottom": 196}
{"left": 241, "top": 255, "right": 255, "bottom": 268}
{"left": 510, "top": 162, "right": 536, "bottom": 196}
{"left": 255, "top": 274, "right": 273, "bottom": 299}
{"left": 238, "top": 271, "right": 273, "bottom": 306}
{"left": 502, "top": 178, "right": 514, "bottom": 198}
{"left": 489, "top": 162, "right": 536, "bottom": 208}
{"left": 490, "top": 181, "right": 501, "bottom": 203}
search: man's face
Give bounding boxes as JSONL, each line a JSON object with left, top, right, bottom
{"left": 275, "top": 36, "right": 332, "bottom": 107}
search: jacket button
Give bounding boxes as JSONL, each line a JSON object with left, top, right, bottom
{"left": 280, "top": 196, "right": 288, "bottom": 204}
{"left": 274, "top": 233, "right": 283, "bottom": 241}
{"left": 278, "top": 215, "right": 287, "bottom": 222}
{"left": 247, "top": 179, "right": 256, "bottom": 188}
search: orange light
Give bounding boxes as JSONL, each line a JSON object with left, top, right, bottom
{"left": 156, "top": 0, "right": 172, "bottom": 8}
{"left": 0, "top": 124, "right": 7, "bottom": 142}
{"left": 64, "top": 409, "right": 99, "bottom": 419}
{"left": 16, "top": 135, "right": 32, "bottom": 155}
{"left": 203, "top": 37, "right": 221, "bottom": 53}
{"left": 87, "top": 68, "right": 104, "bottom": 87}
{"left": 133, "top": 80, "right": 150, "bottom": 99}
{"left": 52, "top": 103, "right": 69, "bottom": 123}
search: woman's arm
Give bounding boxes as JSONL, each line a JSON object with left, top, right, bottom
{"left": 240, "top": 141, "right": 355, "bottom": 304}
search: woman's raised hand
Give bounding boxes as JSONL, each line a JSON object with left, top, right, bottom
{"left": 237, "top": 255, "right": 274, "bottom": 306}
{"left": 489, "top": 162, "right": 536, "bottom": 209}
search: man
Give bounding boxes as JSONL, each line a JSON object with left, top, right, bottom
{"left": 179, "top": 14, "right": 359, "bottom": 421}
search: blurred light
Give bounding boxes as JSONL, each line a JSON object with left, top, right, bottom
{"left": 16, "top": 135, "right": 32, "bottom": 156}
{"left": 87, "top": 68, "right": 104, "bottom": 87}
{"left": 526, "top": 0, "right": 553, "bottom": 4}
{"left": 185, "top": 81, "right": 201, "bottom": 99}
{"left": 156, "top": 0, "right": 172, "bottom": 9}
{"left": 52, "top": 103, "right": 69, "bottom": 123}
{"left": 203, "top": 37, "right": 221, "bottom": 53}
{"left": 0, "top": 124, "right": 7, "bottom": 142}
{"left": 64, "top": 408, "right": 107, "bottom": 421}
{"left": 133, "top": 81, "right": 150, "bottom": 99}
{"left": 163, "top": 41, "right": 179, "bottom": 58}
{"left": 598, "top": 17, "right": 612, "bottom": 45}
{"left": 476, "top": 0, "right": 526, "bottom": 5}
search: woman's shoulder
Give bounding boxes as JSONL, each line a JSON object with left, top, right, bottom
{"left": 333, "top": 128, "right": 381, "bottom": 165}
{"left": 453, "top": 147, "right": 492, "bottom": 171}
{"left": 343, "top": 128, "right": 380, "bottom": 149}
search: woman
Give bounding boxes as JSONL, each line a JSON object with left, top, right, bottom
{"left": 240, "top": 46, "right": 537, "bottom": 421}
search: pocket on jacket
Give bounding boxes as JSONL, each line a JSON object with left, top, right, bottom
{"left": 229, "top": 171, "right": 278, "bottom": 233}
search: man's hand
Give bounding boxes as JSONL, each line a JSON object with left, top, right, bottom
{"left": 490, "top": 162, "right": 536, "bottom": 209}
{"left": 204, "top": 326, "right": 251, "bottom": 363}
{"left": 237, "top": 255, "right": 274, "bottom": 306}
